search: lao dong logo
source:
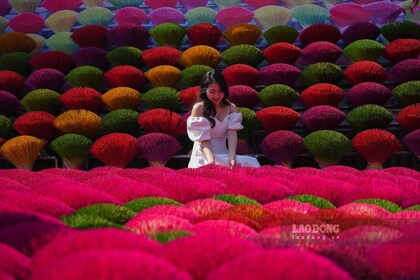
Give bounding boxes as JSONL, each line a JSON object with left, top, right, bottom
{"left": 291, "top": 223, "right": 340, "bottom": 240}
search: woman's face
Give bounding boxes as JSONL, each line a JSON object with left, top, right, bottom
{"left": 206, "top": 82, "right": 225, "bottom": 106}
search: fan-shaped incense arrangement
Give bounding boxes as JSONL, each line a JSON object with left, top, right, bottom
{"left": 149, "top": 7, "right": 185, "bottom": 25}
{"left": 70, "top": 25, "right": 109, "bottom": 49}
{"left": 41, "top": 0, "right": 81, "bottom": 12}
{"left": 258, "top": 84, "right": 299, "bottom": 107}
{"left": 221, "top": 64, "right": 259, "bottom": 87}
{"left": 304, "top": 130, "right": 352, "bottom": 168}
{"left": 0, "top": 114, "right": 13, "bottom": 138}
{"left": 262, "top": 42, "right": 302, "bottom": 65}
{"left": 142, "top": 87, "right": 181, "bottom": 112}
{"left": 253, "top": 6, "right": 293, "bottom": 30}
{"left": 0, "top": 135, "right": 46, "bottom": 170}
{"left": 210, "top": 0, "right": 241, "bottom": 8}
{"left": 236, "top": 107, "right": 260, "bottom": 153}
{"left": 403, "top": 129, "right": 420, "bottom": 159}
{"left": 256, "top": 106, "right": 300, "bottom": 134}
{"left": 301, "top": 41, "right": 342, "bottom": 64}
{"left": 396, "top": 104, "right": 420, "bottom": 131}
{"left": 108, "top": 24, "right": 150, "bottom": 50}
{"left": 138, "top": 109, "right": 186, "bottom": 138}
{"left": 352, "top": 129, "right": 400, "bottom": 169}
{"left": 179, "top": 86, "right": 199, "bottom": 109}
{"left": 71, "top": 47, "right": 108, "bottom": 70}
{"left": 299, "top": 62, "right": 343, "bottom": 87}
{"left": 179, "top": 65, "right": 213, "bottom": 89}
{"left": 390, "top": 59, "right": 420, "bottom": 83}
{"left": 228, "top": 85, "right": 259, "bottom": 109}
{"left": 49, "top": 134, "right": 92, "bottom": 169}
{"left": 141, "top": 47, "right": 181, "bottom": 68}
{"left": 8, "top": 0, "right": 41, "bottom": 13}
{"left": 364, "top": 1, "right": 404, "bottom": 25}
{"left": 21, "top": 89, "right": 61, "bottom": 115}
{"left": 149, "top": 23, "right": 186, "bottom": 49}
{"left": 216, "top": 7, "right": 254, "bottom": 29}
{"left": 60, "top": 87, "right": 104, "bottom": 113}
{"left": 300, "top": 105, "right": 345, "bottom": 132}
{"left": 341, "top": 22, "right": 380, "bottom": 45}
{"left": 291, "top": 5, "right": 330, "bottom": 29}
{"left": 343, "top": 61, "right": 387, "bottom": 86}
{"left": 104, "top": 65, "right": 146, "bottom": 90}
{"left": 76, "top": 7, "right": 114, "bottom": 26}
{"left": 25, "top": 68, "right": 65, "bottom": 91}
{"left": 26, "top": 33, "right": 45, "bottom": 57}
{"left": 259, "top": 63, "right": 301, "bottom": 87}
{"left": 346, "top": 82, "right": 391, "bottom": 106}
{"left": 242, "top": 0, "right": 276, "bottom": 8}
{"left": 14, "top": 111, "right": 59, "bottom": 140}
{"left": 0, "top": 52, "right": 32, "bottom": 76}
{"left": 391, "top": 81, "right": 420, "bottom": 107}
{"left": 144, "top": 0, "right": 177, "bottom": 9}
{"left": 0, "top": 70, "right": 25, "bottom": 94}
{"left": 53, "top": 109, "right": 102, "bottom": 138}
{"left": 187, "top": 23, "right": 221, "bottom": 48}
{"left": 101, "top": 109, "right": 140, "bottom": 135}
{"left": 81, "top": 0, "right": 104, "bottom": 7}
{"left": 260, "top": 130, "right": 304, "bottom": 167}
{"left": 329, "top": 3, "right": 373, "bottom": 28}
{"left": 45, "top": 10, "right": 78, "bottom": 33}
{"left": 300, "top": 83, "right": 345, "bottom": 108}
{"left": 343, "top": 39, "right": 385, "bottom": 62}
{"left": 222, "top": 44, "right": 265, "bottom": 68}
{"left": 106, "top": 46, "right": 143, "bottom": 68}
{"left": 66, "top": 66, "right": 104, "bottom": 89}
{"left": 102, "top": 87, "right": 142, "bottom": 111}
{"left": 298, "top": 24, "right": 341, "bottom": 45}
{"left": 109, "top": 0, "right": 144, "bottom": 9}
{"left": 178, "top": 45, "right": 221, "bottom": 68}
{"left": 46, "top": 32, "right": 79, "bottom": 54}
{"left": 222, "top": 24, "right": 262, "bottom": 46}
{"left": 0, "top": 90, "right": 21, "bottom": 116}
{"left": 179, "top": 0, "right": 208, "bottom": 10}
{"left": 91, "top": 133, "right": 138, "bottom": 168}
{"left": 347, "top": 104, "right": 393, "bottom": 132}
{"left": 380, "top": 21, "right": 420, "bottom": 43}
{"left": 263, "top": 25, "right": 299, "bottom": 45}
{"left": 384, "top": 38, "right": 420, "bottom": 64}
{"left": 114, "top": 7, "right": 148, "bottom": 25}
{"left": 8, "top": 13, "right": 44, "bottom": 34}
{"left": 0, "top": 32, "right": 36, "bottom": 55}
{"left": 145, "top": 65, "right": 181, "bottom": 88}
{"left": 29, "top": 51, "right": 75, "bottom": 74}
{"left": 185, "top": 7, "right": 217, "bottom": 25}
{"left": 137, "top": 133, "right": 181, "bottom": 166}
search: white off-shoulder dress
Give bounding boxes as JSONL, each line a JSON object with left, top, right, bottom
{"left": 187, "top": 112, "right": 260, "bottom": 168}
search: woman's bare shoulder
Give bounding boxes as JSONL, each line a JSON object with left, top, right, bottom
{"left": 192, "top": 102, "right": 204, "bottom": 117}
{"left": 228, "top": 102, "right": 238, "bottom": 113}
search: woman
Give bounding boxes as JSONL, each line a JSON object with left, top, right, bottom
{"left": 186, "top": 70, "right": 260, "bottom": 168}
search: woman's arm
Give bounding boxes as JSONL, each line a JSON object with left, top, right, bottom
{"left": 191, "top": 103, "right": 215, "bottom": 164}
{"left": 227, "top": 103, "right": 238, "bottom": 168}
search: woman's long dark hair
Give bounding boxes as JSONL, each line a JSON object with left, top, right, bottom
{"left": 198, "top": 70, "right": 230, "bottom": 128}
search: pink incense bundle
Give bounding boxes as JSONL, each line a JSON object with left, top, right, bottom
{"left": 145, "top": 0, "right": 178, "bottom": 9}
{"left": 136, "top": 132, "right": 181, "bottom": 166}
{"left": 13, "top": 111, "right": 59, "bottom": 140}
{"left": 187, "top": 24, "right": 222, "bottom": 48}
{"left": 258, "top": 63, "right": 301, "bottom": 87}
{"left": 216, "top": 7, "right": 254, "bottom": 29}
{"left": 300, "top": 105, "right": 345, "bottom": 131}
{"left": 179, "top": 86, "right": 199, "bottom": 109}
{"left": 352, "top": 129, "right": 401, "bottom": 169}
{"left": 70, "top": 25, "right": 109, "bottom": 49}
{"left": 41, "top": 0, "right": 81, "bottom": 12}
{"left": 137, "top": 109, "right": 186, "bottom": 138}
{"left": 25, "top": 68, "right": 65, "bottom": 91}
{"left": 403, "top": 129, "right": 420, "bottom": 159}
{"left": 8, "top": 13, "right": 44, "bottom": 34}
{"left": 262, "top": 42, "right": 302, "bottom": 65}
{"left": 149, "top": 7, "right": 185, "bottom": 25}
{"left": 104, "top": 66, "right": 147, "bottom": 91}
{"left": 114, "top": 7, "right": 148, "bottom": 25}
{"left": 29, "top": 51, "right": 75, "bottom": 74}
{"left": 0, "top": 90, "right": 21, "bottom": 116}
{"left": 179, "top": 0, "right": 208, "bottom": 10}
{"left": 141, "top": 47, "right": 182, "bottom": 68}
{"left": 256, "top": 106, "right": 301, "bottom": 134}
{"left": 346, "top": 82, "right": 391, "bottom": 106}
{"left": 193, "top": 220, "right": 257, "bottom": 237}
{"left": 228, "top": 85, "right": 260, "bottom": 109}
{"left": 70, "top": 47, "right": 108, "bottom": 70}
{"left": 298, "top": 24, "right": 341, "bottom": 45}
{"left": 301, "top": 41, "right": 342, "bottom": 64}
{"left": 260, "top": 130, "right": 304, "bottom": 167}
{"left": 300, "top": 83, "right": 345, "bottom": 108}
{"left": 390, "top": 59, "right": 420, "bottom": 83}
{"left": 341, "top": 22, "right": 380, "bottom": 45}
{"left": 108, "top": 24, "right": 150, "bottom": 50}
{"left": 343, "top": 61, "right": 387, "bottom": 86}
{"left": 221, "top": 64, "right": 259, "bottom": 87}
{"left": 242, "top": 0, "right": 276, "bottom": 8}
{"left": 60, "top": 87, "right": 104, "bottom": 113}
{"left": 329, "top": 3, "right": 373, "bottom": 28}
{"left": 396, "top": 104, "right": 420, "bottom": 131}
{"left": 363, "top": 1, "right": 404, "bottom": 25}
{"left": 384, "top": 39, "right": 420, "bottom": 64}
